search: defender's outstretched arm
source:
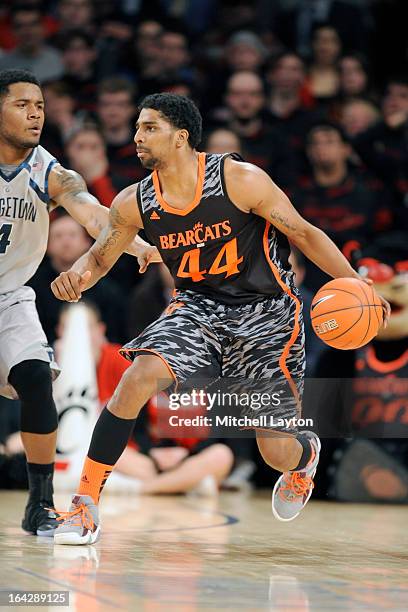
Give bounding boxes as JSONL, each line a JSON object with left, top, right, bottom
{"left": 51, "top": 185, "right": 141, "bottom": 302}
{"left": 48, "top": 165, "right": 161, "bottom": 265}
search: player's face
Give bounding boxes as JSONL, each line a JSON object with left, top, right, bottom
{"left": 0, "top": 82, "right": 44, "bottom": 149}
{"left": 134, "top": 108, "right": 180, "bottom": 169}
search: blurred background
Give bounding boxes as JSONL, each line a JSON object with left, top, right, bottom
{"left": 0, "top": 0, "right": 407, "bottom": 503}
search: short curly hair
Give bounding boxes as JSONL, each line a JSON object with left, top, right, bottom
{"left": 0, "top": 69, "right": 40, "bottom": 103}
{"left": 139, "top": 93, "right": 202, "bottom": 149}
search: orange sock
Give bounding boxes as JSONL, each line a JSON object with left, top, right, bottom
{"left": 78, "top": 456, "right": 113, "bottom": 503}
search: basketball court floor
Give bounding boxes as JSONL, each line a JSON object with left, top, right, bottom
{"left": 1, "top": 491, "right": 407, "bottom": 611}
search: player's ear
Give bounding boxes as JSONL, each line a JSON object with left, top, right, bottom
{"left": 176, "top": 129, "right": 189, "bottom": 147}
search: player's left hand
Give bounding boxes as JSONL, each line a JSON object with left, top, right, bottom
{"left": 360, "top": 277, "right": 391, "bottom": 329}
{"left": 138, "top": 244, "right": 162, "bottom": 273}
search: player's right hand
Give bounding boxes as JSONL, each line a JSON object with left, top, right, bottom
{"left": 51, "top": 270, "right": 92, "bottom": 302}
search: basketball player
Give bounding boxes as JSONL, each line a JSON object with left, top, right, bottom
{"left": 51, "top": 94, "right": 390, "bottom": 544}
{"left": 0, "top": 69, "right": 158, "bottom": 536}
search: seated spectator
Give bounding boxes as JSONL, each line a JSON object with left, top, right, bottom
{"left": 64, "top": 124, "right": 118, "bottom": 207}
{"left": 205, "top": 128, "right": 243, "bottom": 155}
{"left": 54, "top": 0, "right": 95, "bottom": 36}
{"left": 41, "top": 80, "right": 83, "bottom": 160}
{"left": 158, "top": 28, "right": 196, "bottom": 86}
{"left": 131, "top": 395, "right": 234, "bottom": 496}
{"left": 0, "top": 3, "right": 59, "bottom": 52}
{"left": 338, "top": 54, "right": 373, "bottom": 100}
{"left": 352, "top": 77, "right": 408, "bottom": 225}
{"left": 224, "top": 30, "right": 268, "bottom": 73}
{"left": 265, "top": 51, "right": 325, "bottom": 168}
{"left": 307, "top": 24, "right": 341, "bottom": 104}
{"left": 59, "top": 30, "right": 98, "bottom": 114}
{"left": 287, "top": 123, "right": 394, "bottom": 291}
{"left": 340, "top": 97, "right": 380, "bottom": 139}
{"left": 28, "top": 211, "right": 127, "bottom": 344}
{"left": 96, "top": 77, "right": 147, "bottom": 187}
{"left": 214, "top": 71, "right": 289, "bottom": 181}
{"left": 0, "top": 4, "right": 64, "bottom": 82}
{"left": 121, "top": 20, "right": 163, "bottom": 95}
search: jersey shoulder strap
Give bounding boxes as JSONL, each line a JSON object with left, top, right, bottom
{"left": 30, "top": 145, "right": 58, "bottom": 205}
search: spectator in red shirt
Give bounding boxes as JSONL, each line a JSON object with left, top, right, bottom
{"left": 64, "top": 124, "right": 118, "bottom": 207}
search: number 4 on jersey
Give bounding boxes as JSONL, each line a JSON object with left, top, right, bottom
{"left": 0, "top": 223, "right": 12, "bottom": 255}
{"left": 177, "top": 238, "right": 243, "bottom": 281}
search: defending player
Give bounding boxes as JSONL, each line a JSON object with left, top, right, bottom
{"left": 51, "top": 94, "right": 390, "bottom": 544}
{"left": 0, "top": 69, "right": 158, "bottom": 536}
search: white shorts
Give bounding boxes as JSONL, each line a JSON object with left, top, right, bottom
{"left": 0, "top": 286, "right": 60, "bottom": 399}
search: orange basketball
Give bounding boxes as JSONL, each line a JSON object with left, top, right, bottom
{"left": 310, "top": 277, "right": 384, "bottom": 350}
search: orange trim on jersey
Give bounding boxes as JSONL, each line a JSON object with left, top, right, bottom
{"left": 366, "top": 346, "right": 408, "bottom": 374}
{"left": 152, "top": 152, "right": 206, "bottom": 216}
{"left": 263, "top": 221, "right": 302, "bottom": 410}
{"left": 120, "top": 347, "right": 178, "bottom": 391}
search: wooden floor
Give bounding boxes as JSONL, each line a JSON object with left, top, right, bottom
{"left": 1, "top": 491, "right": 407, "bottom": 611}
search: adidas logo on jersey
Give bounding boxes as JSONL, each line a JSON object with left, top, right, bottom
{"left": 150, "top": 210, "right": 160, "bottom": 220}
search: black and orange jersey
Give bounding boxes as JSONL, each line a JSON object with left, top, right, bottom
{"left": 137, "top": 152, "right": 292, "bottom": 304}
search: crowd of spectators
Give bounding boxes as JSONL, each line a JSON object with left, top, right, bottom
{"left": 0, "top": 0, "right": 407, "bottom": 495}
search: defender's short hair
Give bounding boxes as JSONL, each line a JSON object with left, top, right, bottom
{"left": 0, "top": 69, "right": 41, "bottom": 102}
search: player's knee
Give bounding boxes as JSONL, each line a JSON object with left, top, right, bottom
{"left": 9, "top": 359, "right": 53, "bottom": 402}
{"left": 109, "top": 355, "right": 173, "bottom": 417}
{"left": 257, "top": 435, "right": 297, "bottom": 471}
{"left": 130, "top": 355, "right": 172, "bottom": 390}
{"left": 9, "top": 360, "right": 57, "bottom": 434}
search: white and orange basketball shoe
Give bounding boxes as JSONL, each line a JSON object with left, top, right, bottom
{"left": 272, "top": 431, "right": 321, "bottom": 522}
{"left": 54, "top": 495, "right": 100, "bottom": 545}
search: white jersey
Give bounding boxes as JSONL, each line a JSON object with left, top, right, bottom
{"left": 0, "top": 145, "right": 57, "bottom": 294}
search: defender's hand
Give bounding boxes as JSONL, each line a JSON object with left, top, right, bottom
{"left": 51, "top": 270, "right": 92, "bottom": 302}
{"left": 138, "top": 245, "right": 162, "bottom": 274}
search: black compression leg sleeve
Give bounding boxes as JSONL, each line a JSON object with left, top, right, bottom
{"left": 88, "top": 407, "right": 136, "bottom": 465}
{"left": 9, "top": 360, "right": 58, "bottom": 434}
